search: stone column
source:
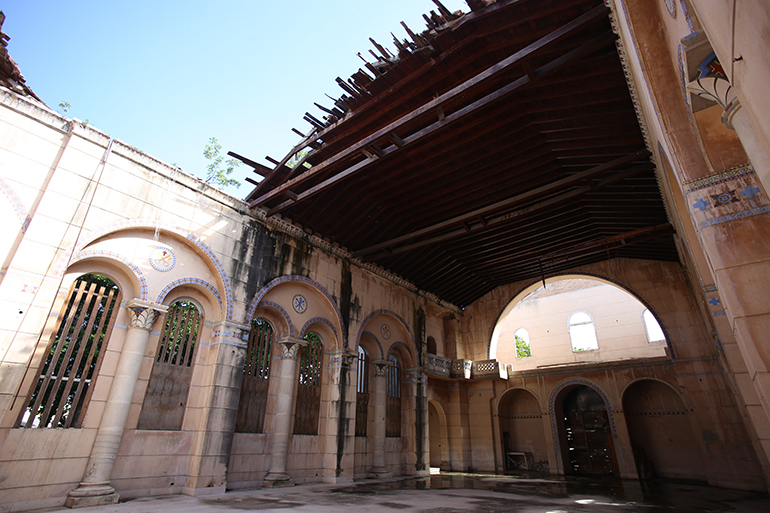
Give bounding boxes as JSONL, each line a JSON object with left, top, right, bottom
{"left": 263, "top": 336, "right": 306, "bottom": 488}
{"left": 324, "top": 350, "right": 358, "bottom": 483}
{"left": 369, "top": 359, "right": 392, "bottom": 478}
{"left": 65, "top": 299, "right": 167, "bottom": 508}
{"left": 413, "top": 370, "right": 429, "bottom": 476}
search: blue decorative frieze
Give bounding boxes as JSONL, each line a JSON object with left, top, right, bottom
{"left": 683, "top": 163, "right": 754, "bottom": 193}
{"left": 685, "top": 164, "right": 770, "bottom": 228}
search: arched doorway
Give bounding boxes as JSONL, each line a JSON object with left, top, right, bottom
{"left": 559, "top": 385, "right": 617, "bottom": 475}
{"left": 428, "top": 400, "right": 447, "bottom": 471}
{"left": 623, "top": 379, "right": 705, "bottom": 481}
{"left": 498, "top": 388, "right": 546, "bottom": 471}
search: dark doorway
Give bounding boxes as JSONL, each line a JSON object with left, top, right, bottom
{"left": 563, "top": 386, "right": 617, "bottom": 475}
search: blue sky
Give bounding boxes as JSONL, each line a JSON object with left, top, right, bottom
{"left": 2, "top": 0, "right": 468, "bottom": 197}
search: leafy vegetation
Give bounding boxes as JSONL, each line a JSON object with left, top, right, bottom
{"left": 203, "top": 137, "right": 241, "bottom": 188}
{"left": 515, "top": 334, "right": 531, "bottom": 358}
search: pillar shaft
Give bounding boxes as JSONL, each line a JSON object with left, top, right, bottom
{"left": 263, "top": 337, "right": 305, "bottom": 487}
{"left": 369, "top": 360, "right": 391, "bottom": 477}
{"left": 65, "top": 300, "right": 166, "bottom": 508}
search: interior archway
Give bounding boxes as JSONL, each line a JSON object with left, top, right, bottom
{"left": 491, "top": 276, "right": 668, "bottom": 371}
{"left": 498, "top": 388, "right": 546, "bottom": 472}
{"left": 623, "top": 379, "right": 705, "bottom": 481}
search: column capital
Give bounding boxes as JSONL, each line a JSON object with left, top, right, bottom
{"left": 329, "top": 349, "right": 358, "bottom": 367}
{"left": 126, "top": 299, "right": 168, "bottom": 331}
{"left": 276, "top": 336, "right": 306, "bottom": 360}
{"left": 721, "top": 97, "right": 742, "bottom": 130}
{"left": 372, "top": 359, "right": 390, "bottom": 377}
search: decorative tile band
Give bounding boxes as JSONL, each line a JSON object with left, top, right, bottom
{"left": 355, "top": 309, "right": 415, "bottom": 358}
{"left": 387, "top": 340, "right": 414, "bottom": 364}
{"left": 70, "top": 249, "right": 148, "bottom": 300}
{"left": 299, "top": 316, "right": 338, "bottom": 340}
{"left": 683, "top": 163, "right": 754, "bottom": 193}
{"left": 62, "top": 219, "right": 234, "bottom": 320}
{"left": 156, "top": 276, "right": 223, "bottom": 317}
{"left": 700, "top": 206, "right": 770, "bottom": 227}
{"left": 0, "top": 176, "right": 29, "bottom": 231}
{"left": 255, "top": 300, "right": 295, "bottom": 338}
{"left": 247, "top": 275, "right": 345, "bottom": 346}
{"left": 360, "top": 330, "right": 384, "bottom": 360}
{"left": 703, "top": 284, "right": 718, "bottom": 293}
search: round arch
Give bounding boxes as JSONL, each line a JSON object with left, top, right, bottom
{"left": 248, "top": 275, "right": 344, "bottom": 350}
{"left": 621, "top": 377, "right": 703, "bottom": 480}
{"left": 488, "top": 273, "right": 673, "bottom": 360}
{"left": 498, "top": 387, "right": 546, "bottom": 471}
{"left": 66, "top": 251, "right": 145, "bottom": 301}
{"left": 356, "top": 309, "right": 415, "bottom": 364}
{"left": 427, "top": 399, "right": 448, "bottom": 470}
{"left": 548, "top": 378, "right": 618, "bottom": 476}
{"left": 53, "top": 219, "right": 235, "bottom": 320}
{"left": 251, "top": 301, "right": 293, "bottom": 341}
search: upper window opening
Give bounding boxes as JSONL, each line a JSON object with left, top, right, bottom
{"left": 642, "top": 310, "right": 665, "bottom": 343}
{"left": 569, "top": 311, "right": 598, "bottom": 352}
{"left": 490, "top": 277, "right": 667, "bottom": 371}
{"left": 514, "top": 328, "right": 531, "bottom": 358}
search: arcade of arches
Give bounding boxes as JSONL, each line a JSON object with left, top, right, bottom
{"left": 3, "top": 0, "right": 770, "bottom": 511}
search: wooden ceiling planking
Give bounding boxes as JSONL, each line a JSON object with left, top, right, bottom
{"left": 239, "top": 0, "right": 677, "bottom": 308}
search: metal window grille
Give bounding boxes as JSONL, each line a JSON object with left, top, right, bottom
{"left": 294, "top": 332, "right": 323, "bottom": 435}
{"left": 18, "top": 274, "right": 121, "bottom": 428}
{"left": 137, "top": 300, "right": 202, "bottom": 430}
{"left": 235, "top": 318, "right": 273, "bottom": 433}
{"left": 386, "top": 354, "right": 401, "bottom": 437}
{"left": 355, "top": 345, "right": 369, "bottom": 436}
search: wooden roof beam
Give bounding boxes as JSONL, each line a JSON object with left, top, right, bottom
{"left": 248, "top": 4, "right": 611, "bottom": 210}
{"left": 352, "top": 151, "right": 650, "bottom": 257}
{"left": 260, "top": 29, "right": 619, "bottom": 215}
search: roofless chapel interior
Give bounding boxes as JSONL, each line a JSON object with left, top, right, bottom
{"left": 1, "top": 1, "right": 770, "bottom": 510}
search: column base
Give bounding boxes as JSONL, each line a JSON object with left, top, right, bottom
{"left": 65, "top": 484, "right": 119, "bottom": 509}
{"left": 263, "top": 473, "right": 295, "bottom": 488}
{"left": 368, "top": 469, "right": 393, "bottom": 479}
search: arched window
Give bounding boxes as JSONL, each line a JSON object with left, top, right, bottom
{"left": 355, "top": 345, "right": 369, "bottom": 436}
{"left": 18, "top": 274, "right": 121, "bottom": 428}
{"left": 235, "top": 318, "right": 273, "bottom": 433}
{"left": 294, "top": 332, "right": 323, "bottom": 435}
{"left": 426, "top": 336, "right": 437, "bottom": 355}
{"left": 569, "top": 311, "right": 598, "bottom": 352}
{"left": 514, "top": 327, "right": 531, "bottom": 358}
{"left": 138, "top": 300, "right": 202, "bottom": 430}
{"left": 642, "top": 310, "right": 665, "bottom": 343}
{"left": 386, "top": 354, "right": 401, "bottom": 437}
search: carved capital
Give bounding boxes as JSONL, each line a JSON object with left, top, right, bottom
{"left": 329, "top": 350, "right": 358, "bottom": 367}
{"left": 372, "top": 359, "right": 390, "bottom": 377}
{"left": 126, "top": 299, "right": 168, "bottom": 331}
{"left": 721, "top": 98, "right": 742, "bottom": 130}
{"left": 277, "top": 337, "right": 306, "bottom": 360}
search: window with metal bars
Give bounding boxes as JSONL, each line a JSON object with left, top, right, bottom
{"left": 18, "top": 274, "right": 121, "bottom": 428}
{"left": 355, "top": 345, "right": 369, "bottom": 437}
{"left": 137, "top": 300, "right": 202, "bottom": 430}
{"left": 235, "top": 318, "right": 273, "bottom": 433}
{"left": 293, "top": 332, "right": 323, "bottom": 435}
{"left": 386, "top": 354, "right": 401, "bottom": 437}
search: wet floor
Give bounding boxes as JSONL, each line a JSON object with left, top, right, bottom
{"left": 38, "top": 473, "right": 770, "bottom": 513}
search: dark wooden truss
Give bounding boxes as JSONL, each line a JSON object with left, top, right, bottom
{"left": 237, "top": 0, "right": 677, "bottom": 308}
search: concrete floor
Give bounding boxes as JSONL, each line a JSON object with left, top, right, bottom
{"left": 39, "top": 474, "right": 770, "bottom": 513}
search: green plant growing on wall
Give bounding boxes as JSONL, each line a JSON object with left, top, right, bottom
{"left": 203, "top": 137, "right": 240, "bottom": 188}
{"left": 515, "top": 334, "right": 531, "bottom": 358}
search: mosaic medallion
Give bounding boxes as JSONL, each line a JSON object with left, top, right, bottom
{"left": 149, "top": 247, "right": 175, "bottom": 272}
{"left": 292, "top": 294, "right": 308, "bottom": 314}
{"left": 381, "top": 323, "right": 391, "bottom": 340}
